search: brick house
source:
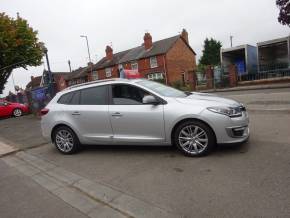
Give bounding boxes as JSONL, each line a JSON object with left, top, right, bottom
{"left": 90, "top": 29, "right": 197, "bottom": 85}
{"left": 42, "top": 29, "right": 197, "bottom": 91}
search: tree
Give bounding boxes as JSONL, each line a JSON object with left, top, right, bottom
{"left": 199, "top": 38, "right": 222, "bottom": 67}
{"left": 276, "top": 0, "right": 290, "bottom": 26}
{"left": 0, "top": 13, "right": 44, "bottom": 94}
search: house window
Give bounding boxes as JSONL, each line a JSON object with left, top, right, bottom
{"left": 147, "top": 72, "right": 164, "bottom": 80}
{"left": 105, "top": 68, "right": 112, "bottom": 77}
{"left": 150, "top": 56, "right": 158, "bottom": 68}
{"left": 131, "top": 62, "right": 138, "bottom": 70}
{"left": 92, "top": 71, "right": 98, "bottom": 80}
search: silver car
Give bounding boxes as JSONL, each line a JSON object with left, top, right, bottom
{"left": 41, "top": 79, "right": 249, "bottom": 157}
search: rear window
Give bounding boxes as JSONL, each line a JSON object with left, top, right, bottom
{"left": 80, "top": 86, "right": 108, "bottom": 105}
{"left": 57, "top": 92, "right": 73, "bottom": 104}
{"left": 69, "top": 91, "right": 80, "bottom": 105}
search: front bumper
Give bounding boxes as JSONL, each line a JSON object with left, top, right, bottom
{"left": 201, "top": 109, "right": 250, "bottom": 144}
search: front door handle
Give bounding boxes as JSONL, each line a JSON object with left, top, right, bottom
{"left": 112, "top": 112, "right": 122, "bottom": 117}
{"left": 72, "top": 111, "right": 81, "bottom": 115}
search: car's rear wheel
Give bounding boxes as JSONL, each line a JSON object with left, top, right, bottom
{"left": 13, "top": 108, "right": 22, "bottom": 117}
{"left": 174, "top": 120, "right": 215, "bottom": 157}
{"left": 53, "top": 126, "right": 81, "bottom": 154}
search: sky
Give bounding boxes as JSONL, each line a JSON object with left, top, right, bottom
{"left": 1, "top": 0, "right": 289, "bottom": 96}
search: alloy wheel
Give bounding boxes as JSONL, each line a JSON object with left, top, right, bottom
{"left": 55, "top": 130, "right": 74, "bottom": 153}
{"left": 13, "top": 109, "right": 22, "bottom": 117}
{"left": 178, "top": 125, "right": 208, "bottom": 154}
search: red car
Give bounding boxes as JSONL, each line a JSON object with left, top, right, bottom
{"left": 0, "top": 101, "right": 29, "bottom": 118}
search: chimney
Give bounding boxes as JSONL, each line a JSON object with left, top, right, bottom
{"left": 31, "top": 76, "right": 34, "bottom": 81}
{"left": 105, "top": 45, "right": 113, "bottom": 60}
{"left": 181, "top": 29, "right": 189, "bottom": 44}
{"left": 143, "top": 32, "right": 152, "bottom": 50}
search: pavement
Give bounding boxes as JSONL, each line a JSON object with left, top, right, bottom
{"left": 201, "top": 82, "right": 290, "bottom": 93}
{"left": 0, "top": 88, "right": 290, "bottom": 217}
{"left": 0, "top": 159, "right": 88, "bottom": 218}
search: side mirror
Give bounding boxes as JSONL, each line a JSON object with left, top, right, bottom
{"left": 142, "top": 95, "right": 159, "bottom": 105}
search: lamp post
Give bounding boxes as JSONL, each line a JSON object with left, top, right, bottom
{"left": 42, "top": 46, "right": 55, "bottom": 98}
{"left": 80, "top": 35, "right": 92, "bottom": 63}
{"left": 80, "top": 35, "right": 93, "bottom": 79}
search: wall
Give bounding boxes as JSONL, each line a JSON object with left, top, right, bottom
{"left": 165, "top": 38, "right": 196, "bottom": 84}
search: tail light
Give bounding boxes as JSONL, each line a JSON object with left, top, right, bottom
{"left": 40, "top": 108, "right": 49, "bottom": 116}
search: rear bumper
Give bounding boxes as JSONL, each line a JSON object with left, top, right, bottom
{"left": 41, "top": 120, "right": 51, "bottom": 141}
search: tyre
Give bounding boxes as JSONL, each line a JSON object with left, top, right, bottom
{"left": 174, "top": 120, "right": 216, "bottom": 157}
{"left": 13, "top": 108, "right": 22, "bottom": 117}
{"left": 52, "top": 126, "right": 81, "bottom": 154}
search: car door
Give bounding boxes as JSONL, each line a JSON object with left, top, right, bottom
{"left": 59, "top": 85, "right": 113, "bottom": 144}
{"left": 109, "top": 83, "right": 165, "bottom": 144}
{"left": 0, "top": 102, "right": 10, "bottom": 117}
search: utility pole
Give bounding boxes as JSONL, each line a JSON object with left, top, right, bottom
{"left": 68, "top": 60, "right": 72, "bottom": 72}
{"left": 11, "top": 71, "right": 17, "bottom": 92}
{"left": 230, "top": 35, "right": 233, "bottom": 47}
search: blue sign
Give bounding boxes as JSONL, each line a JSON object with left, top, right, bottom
{"left": 31, "top": 87, "right": 48, "bottom": 101}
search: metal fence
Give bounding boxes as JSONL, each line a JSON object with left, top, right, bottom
{"left": 239, "top": 64, "right": 290, "bottom": 81}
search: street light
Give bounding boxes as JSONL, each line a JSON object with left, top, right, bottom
{"left": 80, "top": 35, "right": 92, "bottom": 63}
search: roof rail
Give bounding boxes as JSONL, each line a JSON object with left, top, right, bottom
{"left": 64, "top": 78, "right": 128, "bottom": 91}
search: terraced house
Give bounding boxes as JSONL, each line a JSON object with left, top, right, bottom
{"left": 43, "top": 29, "right": 197, "bottom": 90}
{"left": 90, "top": 29, "right": 197, "bottom": 85}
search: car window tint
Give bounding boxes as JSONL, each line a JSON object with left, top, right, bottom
{"left": 69, "top": 91, "right": 80, "bottom": 105}
{"left": 80, "top": 86, "right": 108, "bottom": 105}
{"left": 58, "top": 92, "right": 73, "bottom": 104}
{"left": 112, "top": 84, "right": 149, "bottom": 105}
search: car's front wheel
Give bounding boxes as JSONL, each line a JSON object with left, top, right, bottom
{"left": 174, "top": 120, "right": 215, "bottom": 157}
{"left": 13, "top": 108, "right": 22, "bottom": 117}
{"left": 53, "top": 126, "right": 81, "bottom": 154}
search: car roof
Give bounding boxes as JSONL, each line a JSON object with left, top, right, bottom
{"left": 60, "top": 78, "right": 144, "bottom": 94}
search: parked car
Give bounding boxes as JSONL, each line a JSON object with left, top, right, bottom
{"left": 41, "top": 79, "right": 249, "bottom": 157}
{"left": 0, "top": 101, "right": 29, "bottom": 118}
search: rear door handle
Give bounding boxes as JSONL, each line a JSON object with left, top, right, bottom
{"left": 72, "top": 111, "right": 81, "bottom": 115}
{"left": 112, "top": 112, "right": 122, "bottom": 117}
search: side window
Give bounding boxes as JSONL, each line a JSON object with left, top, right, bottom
{"left": 112, "top": 84, "right": 149, "bottom": 105}
{"left": 58, "top": 92, "right": 73, "bottom": 104}
{"left": 68, "top": 91, "right": 80, "bottom": 105}
{"left": 80, "top": 86, "right": 108, "bottom": 105}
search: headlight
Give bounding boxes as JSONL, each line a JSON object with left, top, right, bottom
{"left": 207, "top": 106, "right": 242, "bottom": 117}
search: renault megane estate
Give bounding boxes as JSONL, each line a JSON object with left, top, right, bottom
{"left": 41, "top": 79, "right": 249, "bottom": 157}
